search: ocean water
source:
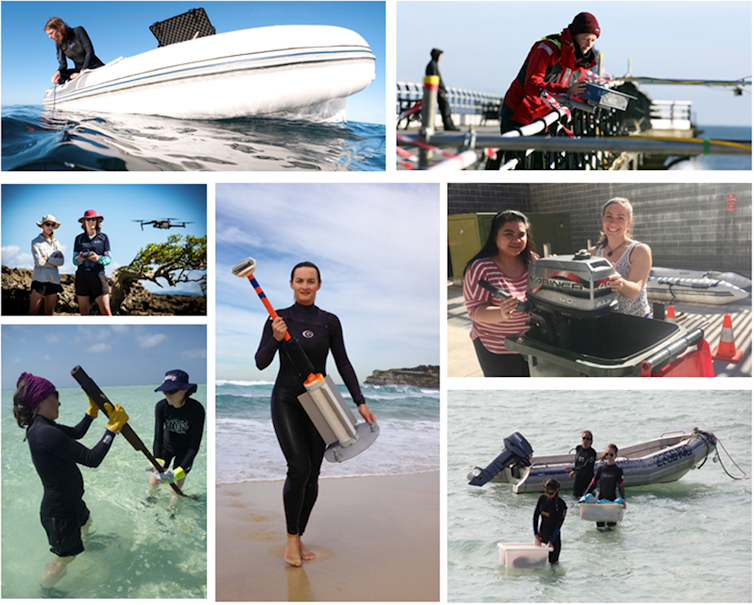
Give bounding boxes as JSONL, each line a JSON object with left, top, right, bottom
{"left": 448, "top": 390, "right": 751, "bottom": 602}
{"left": 1, "top": 105, "right": 385, "bottom": 171}
{"left": 1, "top": 384, "right": 207, "bottom": 599}
{"left": 216, "top": 380, "right": 440, "bottom": 483}
{"left": 668, "top": 125, "right": 752, "bottom": 170}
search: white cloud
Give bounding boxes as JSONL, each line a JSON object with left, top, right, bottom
{"left": 137, "top": 334, "right": 168, "bottom": 349}
{"left": 87, "top": 342, "right": 111, "bottom": 354}
{"left": 2, "top": 246, "right": 33, "bottom": 268}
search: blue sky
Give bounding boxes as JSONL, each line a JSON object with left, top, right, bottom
{"left": 1, "top": 325, "right": 206, "bottom": 389}
{"left": 398, "top": 1, "right": 752, "bottom": 127}
{"left": 2, "top": 1, "right": 386, "bottom": 124}
{"left": 216, "top": 184, "right": 440, "bottom": 383}
{"left": 1, "top": 184, "right": 207, "bottom": 295}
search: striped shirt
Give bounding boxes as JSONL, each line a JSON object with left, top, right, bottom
{"left": 463, "top": 258, "right": 530, "bottom": 354}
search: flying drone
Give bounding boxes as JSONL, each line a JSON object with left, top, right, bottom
{"left": 133, "top": 218, "right": 193, "bottom": 230}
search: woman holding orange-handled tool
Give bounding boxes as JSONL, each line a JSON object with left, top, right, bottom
{"left": 233, "top": 258, "right": 377, "bottom": 567}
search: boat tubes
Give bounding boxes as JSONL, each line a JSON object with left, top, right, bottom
{"left": 42, "top": 25, "right": 376, "bottom": 121}
{"left": 468, "top": 429, "right": 716, "bottom": 493}
{"left": 650, "top": 267, "right": 752, "bottom": 291}
{"left": 647, "top": 275, "right": 749, "bottom": 305}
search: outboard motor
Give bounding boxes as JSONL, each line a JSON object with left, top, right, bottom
{"left": 526, "top": 252, "right": 618, "bottom": 348}
{"left": 468, "top": 432, "right": 534, "bottom": 486}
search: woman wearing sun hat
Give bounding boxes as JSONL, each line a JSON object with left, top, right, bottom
{"left": 73, "top": 209, "right": 112, "bottom": 316}
{"left": 30, "top": 214, "right": 65, "bottom": 315}
{"left": 147, "top": 369, "right": 205, "bottom": 491}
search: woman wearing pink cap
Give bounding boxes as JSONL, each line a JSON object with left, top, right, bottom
{"left": 12, "top": 372, "right": 128, "bottom": 589}
{"left": 30, "top": 214, "right": 65, "bottom": 315}
{"left": 487, "top": 12, "right": 601, "bottom": 169}
{"left": 73, "top": 209, "right": 112, "bottom": 316}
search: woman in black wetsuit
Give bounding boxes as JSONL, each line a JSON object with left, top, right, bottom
{"left": 565, "top": 430, "right": 596, "bottom": 497}
{"left": 255, "top": 261, "right": 376, "bottom": 567}
{"left": 12, "top": 372, "right": 128, "bottom": 589}
{"left": 44, "top": 17, "right": 105, "bottom": 85}
{"left": 148, "top": 369, "right": 205, "bottom": 490}
{"left": 585, "top": 443, "right": 627, "bottom": 529}
{"left": 533, "top": 478, "right": 567, "bottom": 563}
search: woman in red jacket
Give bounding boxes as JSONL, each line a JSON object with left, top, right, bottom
{"left": 487, "top": 12, "right": 600, "bottom": 169}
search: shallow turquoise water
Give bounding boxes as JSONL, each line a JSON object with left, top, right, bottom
{"left": 2, "top": 384, "right": 207, "bottom": 598}
{"left": 448, "top": 390, "right": 751, "bottom": 602}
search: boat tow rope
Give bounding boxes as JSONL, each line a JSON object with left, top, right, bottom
{"left": 711, "top": 435, "right": 748, "bottom": 480}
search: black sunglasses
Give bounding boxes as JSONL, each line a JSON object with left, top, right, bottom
{"left": 165, "top": 388, "right": 180, "bottom": 395}
{"left": 44, "top": 222, "right": 56, "bottom": 227}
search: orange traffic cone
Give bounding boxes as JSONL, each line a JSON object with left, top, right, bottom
{"left": 711, "top": 314, "right": 743, "bottom": 363}
{"left": 666, "top": 305, "right": 676, "bottom": 323}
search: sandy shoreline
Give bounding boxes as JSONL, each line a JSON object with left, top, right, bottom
{"left": 216, "top": 472, "right": 440, "bottom": 601}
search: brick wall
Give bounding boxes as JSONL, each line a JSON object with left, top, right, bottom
{"left": 448, "top": 183, "right": 530, "bottom": 214}
{"left": 448, "top": 183, "right": 751, "bottom": 273}
{"left": 529, "top": 183, "right": 751, "bottom": 273}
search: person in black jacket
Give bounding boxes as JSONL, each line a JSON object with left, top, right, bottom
{"left": 533, "top": 478, "right": 567, "bottom": 563}
{"left": 13, "top": 372, "right": 128, "bottom": 588}
{"left": 148, "top": 370, "right": 205, "bottom": 490}
{"left": 425, "top": 48, "right": 459, "bottom": 131}
{"left": 44, "top": 17, "right": 105, "bottom": 84}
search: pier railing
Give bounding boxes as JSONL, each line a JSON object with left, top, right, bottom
{"left": 397, "top": 79, "right": 641, "bottom": 169}
{"left": 396, "top": 81, "right": 502, "bottom": 129}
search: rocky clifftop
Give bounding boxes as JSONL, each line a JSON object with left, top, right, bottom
{"left": 365, "top": 365, "right": 439, "bottom": 389}
{"left": 2, "top": 266, "right": 205, "bottom": 316}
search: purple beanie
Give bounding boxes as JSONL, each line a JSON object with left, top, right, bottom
{"left": 569, "top": 12, "right": 600, "bottom": 38}
{"left": 17, "top": 372, "right": 56, "bottom": 409}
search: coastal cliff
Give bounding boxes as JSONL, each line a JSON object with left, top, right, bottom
{"left": 365, "top": 365, "right": 439, "bottom": 389}
{"left": 2, "top": 266, "right": 205, "bottom": 316}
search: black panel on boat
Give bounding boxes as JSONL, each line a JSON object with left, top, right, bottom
{"left": 150, "top": 8, "right": 216, "bottom": 47}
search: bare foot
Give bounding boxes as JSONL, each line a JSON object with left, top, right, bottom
{"left": 285, "top": 534, "right": 302, "bottom": 567}
{"left": 299, "top": 540, "right": 316, "bottom": 562}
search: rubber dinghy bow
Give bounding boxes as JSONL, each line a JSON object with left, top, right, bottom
{"left": 232, "top": 257, "right": 379, "bottom": 463}
{"left": 70, "top": 365, "right": 198, "bottom": 499}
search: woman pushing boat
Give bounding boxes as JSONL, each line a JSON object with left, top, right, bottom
{"left": 588, "top": 198, "right": 652, "bottom": 317}
{"left": 30, "top": 214, "right": 64, "bottom": 316}
{"left": 148, "top": 370, "right": 205, "bottom": 491}
{"left": 533, "top": 478, "right": 567, "bottom": 563}
{"left": 584, "top": 444, "right": 627, "bottom": 529}
{"left": 486, "top": 12, "right": 601, "bottom": 169}
{"left": 45, "top": 17, "right": 104, "bottom": 85}
{"left": 463, "top": 211, "right": 537, "bottom": 377}
{"left": 255, "top": 261, "right": 376, "bottom": 567}
{"left": 13, "top": 372, "right": 128, "bottom": 589}
{"left": 73, "top": 209, "right": 112, "bottom": 316}
{"left": 564, "top": 430, "right": 596, "bottom": 497}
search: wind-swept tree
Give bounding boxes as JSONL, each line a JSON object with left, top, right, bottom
{"left": 111, "top": 234, "right": 207, "bottom": 311}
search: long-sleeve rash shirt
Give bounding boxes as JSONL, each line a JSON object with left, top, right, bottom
{"left": 587, "top": 464, "right": 626, "bottom": 501}
{"left": 56, "top": 26, "right": 105, "bottom": 72}
{"left": 255, "top": 302, "right": 365, "bottom": 404}
{"left": 153, "top": 398, "right": 205, "bottom": 472}
{"left": 533, "top": 494, "right": 567, "bottom": 542}
{"left": 27, "top": 414, "right": 114, "bottom": 516}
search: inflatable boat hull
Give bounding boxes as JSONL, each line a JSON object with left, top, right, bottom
{"left": 42, "top": 25, "right": 376, "bottom": 121}
{"left": 471, "top": 430, "right": 716, "bottom": 494}
{"left": 647, "top": 275, "right": 749, "bottom": 305}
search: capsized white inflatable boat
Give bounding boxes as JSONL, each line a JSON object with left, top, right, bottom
{"left": 647, "top": 275, "right": 750, "bottom": 305}
{"left": 468, "top": 429, "right": 717, "bottom": 493}
{"left": 650, "top": 267, "right": 752, "bottom": 291}
{"left": 42, "top": 25, "right": 376, "bottom": 121}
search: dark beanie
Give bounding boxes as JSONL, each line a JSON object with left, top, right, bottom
{"left": 569, "top": 12, "right": 600, "bottom": 38}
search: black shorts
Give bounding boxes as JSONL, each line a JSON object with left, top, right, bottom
{"left": 159, "top": 451, "right": 192, "bottom": 474}
{"left": 75, "top": 272, "right": 109, "bottom": 298}
{"left": 31, "top": 281, "right": 64, "bottom": 295}
{"left": 40, "top": 501, "right": 90, "bottom": 557}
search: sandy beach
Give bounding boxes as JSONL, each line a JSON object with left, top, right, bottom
{"left": 216, "top": 472, "right": 440, "bottom": 601}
